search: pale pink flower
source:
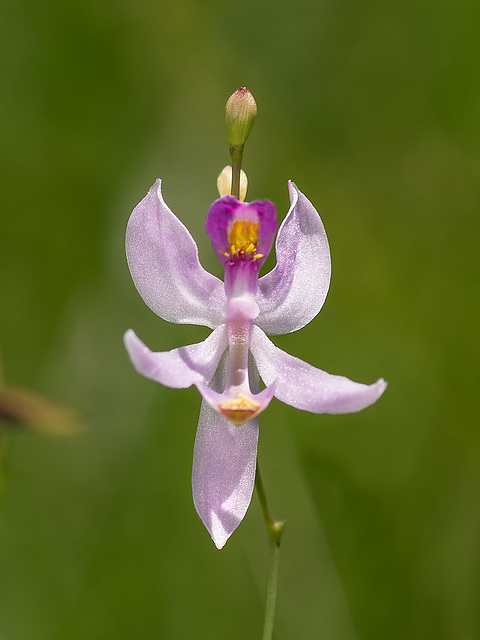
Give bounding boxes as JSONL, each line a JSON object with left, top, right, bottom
{"left": 125, "top": 180, "right": 386, "bottom": 548}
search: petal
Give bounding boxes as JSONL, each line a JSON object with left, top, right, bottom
{"left": 192, "top": 357, "right": 258, "bottom": 549}
{"left": 256, "top": 182, "right": 331, "bottom": 335}
{"left": 195, "top": 381, "right": 277, "bottom": 426}
{"left": 205, "top": 196, "right": 277, "bottom": 269}
{"left": 126, "top": 180, "right": 226, "bottom": 328}
{"left": 251, "top": 326, "right": 387, "bottom": 414}
{"left": 124, "top": 325, "right": 227, "bottom": 388}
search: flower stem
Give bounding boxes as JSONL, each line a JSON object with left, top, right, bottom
{"left": 255, "top": 462, "right": 285, "bottom": 640}
{"left": 231, "top": 158, "right": 242, "bottom": 199}
{"left": 229, "top": 143, "right": 244, "bottom": 200}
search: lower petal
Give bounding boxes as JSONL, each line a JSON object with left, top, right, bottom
{"left": 192, "top": 358, "right": 259, "bottom": 549}
{"left": 250, "top": 326, "right": 387, "bottom": 414}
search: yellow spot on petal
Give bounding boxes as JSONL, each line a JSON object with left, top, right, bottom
{"left": 219, "top": 393, "right": 261, "bottom": 426}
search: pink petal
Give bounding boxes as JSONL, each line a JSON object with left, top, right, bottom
{"left": 124, "top": 326, "right": 227, "bottom": 388}
{"left": 195, "top": 381, "right": 277, "bottom": 426}
{"left": 251, "top": 326, "right": 387, "bottom": 414}
{"left": 256, "top": 182, "right": 331, "bottom": 335}
{"left": 192, "top": 364, "right": 258, "bottom": 549}
{"left": 206, "top": 196, "right": 277, "bottom": 269}
{"left": 126, "top": 180, "right": 226, "bottom": 328}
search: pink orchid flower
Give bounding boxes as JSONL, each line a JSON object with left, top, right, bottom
{"left": 124, "top": 179, "right": 386, "bottom": 548}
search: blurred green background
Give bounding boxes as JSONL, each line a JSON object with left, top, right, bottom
{"left": 1, "top": 0, "right": 479, "bottom": 638}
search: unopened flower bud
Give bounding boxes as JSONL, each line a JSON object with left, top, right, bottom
{"left": 225, "top": 87, "right": 257, "bottom": 151}
{"left": 217, "top": 165, "right": 248, "bottom": 201}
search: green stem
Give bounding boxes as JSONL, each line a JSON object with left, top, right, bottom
{"left": 255, "top": 463, "right": 285, "bottom": 640}
{"left": 231, "top": 159, "right": 242, "bottom": 199}
{"left": 229, "top": 144, "right": 244, "bottom": 199}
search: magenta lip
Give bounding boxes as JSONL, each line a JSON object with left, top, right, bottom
{"left": 205, "top": 195, "right": 277, "bottom": 269}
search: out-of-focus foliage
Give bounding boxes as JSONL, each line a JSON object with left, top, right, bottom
{"left": 0, "top": 0, "right": 479, "bottom": 638}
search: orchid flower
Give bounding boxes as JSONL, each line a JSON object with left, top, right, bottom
{"left": 124, "top": 179, "right": 386, "bottom": 549}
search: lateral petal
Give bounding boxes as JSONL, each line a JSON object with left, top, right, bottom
{"left": 251, "top": 326, "right": 387, "bottom": 414}
{"left": 126, "top": 180, "right": 226, "bottom": 328}
{"left": 256, "top": 182, "right": 331, "bottom": 335}
{"left": 124, "top": 325, "right": 227, "bottom": 388}
{"left": 192, "top": 358, "right": 258, "bottom": 549}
